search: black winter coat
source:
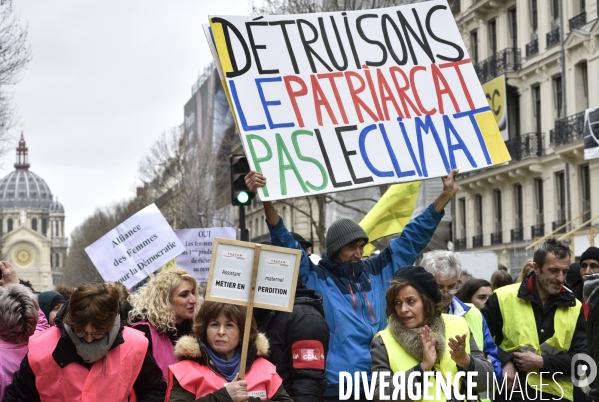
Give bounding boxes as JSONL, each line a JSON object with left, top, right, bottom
{"left": 255, "top": 286, "right": 330, "bottom": 402}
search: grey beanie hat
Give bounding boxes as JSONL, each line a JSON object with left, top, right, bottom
{"left": 326, "top": 218, "right": 369, "bottom": 256}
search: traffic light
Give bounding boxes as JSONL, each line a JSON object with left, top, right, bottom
{"left": 230, "top": 155, "right": 256, "bottom": 206}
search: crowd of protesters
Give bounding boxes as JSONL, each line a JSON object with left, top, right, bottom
{"left": 0, "top": 169, "right": 598, "bottom": 402}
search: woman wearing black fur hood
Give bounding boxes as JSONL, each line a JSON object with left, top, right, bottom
{"left": 166, "top": 301, "right": 292, "bottom": 402}
{"left": 371, "top": 266, "right": 493, "bottom": 401}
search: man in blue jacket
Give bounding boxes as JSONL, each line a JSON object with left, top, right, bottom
{"left": 245, "top": 169, "right": 458, "bottom": 400}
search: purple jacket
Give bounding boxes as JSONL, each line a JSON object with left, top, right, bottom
{"left": 0, "top": 308, "right": 50, "bottom": 400}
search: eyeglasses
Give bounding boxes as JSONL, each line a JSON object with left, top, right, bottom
{"left": 74, "top": 330, "right": 106, "bottom": 340}
{"left": 438, "top": 284, "right": 460, "bottom": 295}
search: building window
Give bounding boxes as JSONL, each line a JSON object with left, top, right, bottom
{"left": 514, "top": 184, "right": 523, "bottom": 229}
{"left": 488, "top": 19, "right": 497, "bottom": 55}
{"left": 55, "top": 253, "right": 60, "bottom": 268}
{"left": 530, "top": 0, "right": 538, "bottom": 37}
{"left": 7, "top": 218, "right": 12, "bottom": 232}
{"left": 470, "top": 30, "right": 478, "bottom": 64}
{"left": 508, "top": 7, "right": 518, "bottom": 49}
{"left": 459, "top": 197, "right": 466, "bottom": 238}
{"left": 555, "top": 171, "right": 566, "bottom": 222}
{"left": 551, "top": 0, "right": 560, "bottom": 22}
{"left": 576, "top": 62, "right": 589, "bottom": 112}
{"left": 475, "top": 194, "right": 483, "bottom": 236}
{"left": 534, "top": 177, "right": 544, "bottom": 225}
{"left": 31, "top": 218, "right": 37, "bottom": 231}
{"left": 532, "top": 85, "right": 541, "bottom": 133}
{"left": 493, "top": 189, "right": 502, "bottom": 233}
{"left": 42, "top": 219, "right": 47, "bottom": 236}
{"left": 553, "top": 76, "right": 563, "bottom": 119}
{"left": 581, "top": 164, "right": 591, "bottom": 222}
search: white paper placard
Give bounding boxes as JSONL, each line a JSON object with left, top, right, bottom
{"left": 175, "top": 227, "right": 236, "bottom": 283}
{"left": 85, "top": 204, "right": 185, "bottom": 288}
{"left": 206, "top": 239, "right": 301, "bottom": 312}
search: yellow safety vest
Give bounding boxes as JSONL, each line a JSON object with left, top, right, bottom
{"left": 378, "top": 314, "right": 470, "bottom": 402}
{"left": 495, "top": 283, "right": 581, "bottom": 401}
{"left": 462, "top": 304, "right": 483, "bottom": 351}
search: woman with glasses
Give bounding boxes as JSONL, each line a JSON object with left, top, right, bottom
{"left": 128, "top": 268, "right": 200, "bottom": 379}
{"left": 371, "top": 266, "right": 493, "bottom": 401}
{"left": 4, "top": 282, "right": 166, "bottom": 402}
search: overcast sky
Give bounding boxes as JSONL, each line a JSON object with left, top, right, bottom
{"left": 5, "top": 0, "right": 249, "bottom": 237}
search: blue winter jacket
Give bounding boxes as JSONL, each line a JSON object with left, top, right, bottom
{"left": 268, "top": 204, "right": 443, "bottom": 397}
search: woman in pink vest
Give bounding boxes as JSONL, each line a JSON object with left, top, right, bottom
{"left": 3, "top": 282, "right": 166, "bottom": 401}
{"left": 166, "top": 301, "right": 292, "bottom": 402}
{"left": 128, "top": 268, "right": 201, "bottom": 379}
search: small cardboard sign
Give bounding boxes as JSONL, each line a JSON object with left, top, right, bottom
{"left": 175, "top": 227, "right": 236, "bottom": 282}
{"left": 205, "top": 238, "right": 301, "bottom": 312}
{"left": 85, "top": 204, "right": 185, "bottom": 288}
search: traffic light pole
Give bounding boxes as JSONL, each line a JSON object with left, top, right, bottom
{"left": 239, "top": 205, "right": 249, "bottom": 241}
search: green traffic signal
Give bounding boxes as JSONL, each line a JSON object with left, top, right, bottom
{"left": 236, "top": 191, "right": 250, "bottom": 204}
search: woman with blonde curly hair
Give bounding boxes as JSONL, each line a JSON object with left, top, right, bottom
{"left": 128, "top": 268, "right": 200, "bottom": 379}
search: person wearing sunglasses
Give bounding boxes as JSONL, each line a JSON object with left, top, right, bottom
{"left": 4, "top": 282, "right": 166, "bottom": 401}
{"left": 422, "top": 250, "right": 503, "bottom": 386}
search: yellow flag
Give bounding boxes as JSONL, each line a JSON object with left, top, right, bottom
{"left": 359, "top": 181, "right": 421, "bottom": 257}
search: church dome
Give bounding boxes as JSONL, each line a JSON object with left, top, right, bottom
{"left": 49, "top": 198, "right": 64, "bottom": 212}
{"left": 0, "top": 134, "right": 54, "bottom": 210}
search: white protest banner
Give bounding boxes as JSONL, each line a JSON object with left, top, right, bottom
{"left": 85, "top": 204, "right": 185, "bottom": 288}
{"left": 205, "top": 238, "right": 301, "bottom": 312}
{"left": 208, "top": 1, "right": 510, "bottom": 201}
{"left": 584, "top": 106, "right": 599, "bottom": 160}
{"left": 175, "top": 227, "right": 236, "bottom": 283}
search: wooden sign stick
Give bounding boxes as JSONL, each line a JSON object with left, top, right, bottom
{"left": 239, "top": 244, "right": 261, "bottom": 379}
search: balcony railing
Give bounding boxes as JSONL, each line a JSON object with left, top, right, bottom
{"left": 550, "top": 111, "right": 585, "bottom": 147}
{"left": 526, "top": 39, "right": 538, "bottom": 57}
{"left": 447, "top": 0, "right": 460, "bottom": 14}
{"left": 491, "top": 231, "right": 503, "bottom": 245}
{"left": 474, "top": 48, "right": 521, "bottom": 83}
{"left": 511, "top": 228, "right": 524, "bottom": 242}
{"left": 455, "top": 237, "right": 467, "bottom": 251}
{"left": 569, "top": 12, "right": 587, "bottom": 31}
{"left": 473, "top": 234, "right": 483, "bottom": 248}
{"left": 505, "top": 132, "right": 544, "bottom": 161}
{"left": 552, "top": 219, "right": 567, "bottom": 234}
{"left": 531, "top": 223, "right": 544, "bottom": 238}
{"left": 547, "top": 27, "right": 560, "bottom": 48}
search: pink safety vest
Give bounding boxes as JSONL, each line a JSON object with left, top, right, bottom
{"left": 131, "top": 322, "right": 178, "bottom": 380}
{"left": 28, "top": 326, "right": 148, "bottom": 402}
{"left": 166, "top": 358, "right": 282, "bottom": 400}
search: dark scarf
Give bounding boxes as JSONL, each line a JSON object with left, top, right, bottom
{"left": 206, "top": 345, "right": 241, "bottom": 381}
{"left": 387, "top": 313, "right": 446, "bottom": 362}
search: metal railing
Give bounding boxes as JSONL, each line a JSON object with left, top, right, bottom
{"left": 531, "top": 223, "right": 545, "bottom": 238}
{"left": 526, "top": 39, "right": 538, "bottom": 57}
{"left": 552, "top": 219, "right": 567, "bottom": 234}
{"left": 474, "top": 48, "right": 521, "bottom": 83}
{"left": 550, "top": 111, "right": 585, "bottom": 146}
{"left": 569, "top": 12, "right": 587, "bottom": 31}
{"left": 447, "top": 0, "right": 460, "bottom": 14}
{"left": 473, "top": 234, "right": 483, "bottom": 248}
{"left": 547, "top": 27, "right": 560, "bottom": 48}
{"left": 491, "top": 231, "right": 503, "bottom": 245}
{"left": 455, "top": 238, "right": 467, "bottom": 251}
{"left": 505, "top": 132, "right": 544, "bottom": 161}
{"left": 511, "top": 228, "right": 524, "bottom": 242}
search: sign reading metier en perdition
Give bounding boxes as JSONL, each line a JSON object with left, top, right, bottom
{"left": 207, "top": 0, "right": 511, "bottom": 201}
{"left": 206, "top": 238, "right": 301, "bottom": 312}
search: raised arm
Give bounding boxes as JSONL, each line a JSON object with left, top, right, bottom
{"left": 245, "top": 171, "right": 278, "bottom": 226}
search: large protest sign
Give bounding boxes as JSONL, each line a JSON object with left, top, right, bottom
{"left": 85, "top": 204, "right": 185, "bottom": 288}
{"left": 584, "top": 106, "right": 599, "bottom": 160}
{"left": 208, "top": 1, "right": 510, "bottom": 201}
{"left": 175, "top": 227, "right": 236, "bottom": 282}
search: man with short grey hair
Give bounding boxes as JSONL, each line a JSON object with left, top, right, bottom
{"left": 421, "top": 250, "right": 502, "bottom": 381}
